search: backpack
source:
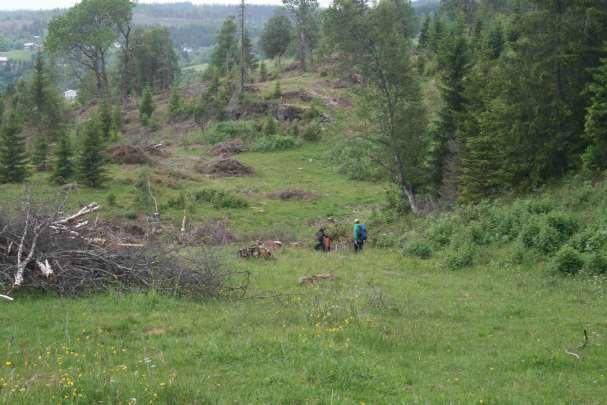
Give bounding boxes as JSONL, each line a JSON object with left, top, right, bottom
{"left": 359, "top": 224, "right": 367, "bottom": 241}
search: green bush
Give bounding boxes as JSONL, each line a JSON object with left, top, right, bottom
{"left": 163, "top": 192, "right": 187, "bottom": 210}
{"left": 570, "top": 226, "right": 607, "bottom": 254}
{"left": 467, "top": 221, "right": 492, "bottom": 246}
{"left": 302, "top": 123, "right": 321, "bottom": 142}
{"left": 106, "top": 193, "right": 117, "bottom": 207}
{"left": 550, "top": 246, "right": 584, "bottom": 275}
{"left": 191, "top": 188, "right": 249, "bottom": 209}
{"left": 545, "top": 213, "right": 578, "bottom": 239}
{"left": 403, "top": 239, "right": 433, "bottom": 259}
{"left": 442, "top": 240, "right": 476, "bottom": 270}
{"left": 251, "top": 135, "right": 300, "bottom": 152}
{"left": 201, "top": 121, "right": 258, "bottom": 144}
{"left": 584, "top": 252, "right": 607, "bottom": 274}
{"left": 427, "top": 220, "right": 454, "bottom": 248}
{"left": 524, "top": 199, "right": 555, "bottom": 214}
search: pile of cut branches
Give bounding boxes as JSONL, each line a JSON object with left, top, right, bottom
{"left": 0, "top": 195, "right": 248, "bottom": 300}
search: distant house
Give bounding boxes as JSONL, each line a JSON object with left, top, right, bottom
{"left": 0, "top": 56, "right": 8, "bottom": 65}
{"left": 24, "top": 42, "right": 35, "bottom": 51}
{"left": 64, "top": 89, "right": 78, "bottom": 102}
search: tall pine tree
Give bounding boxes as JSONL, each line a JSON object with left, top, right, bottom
{"left": 78, "top": 119, "right": 106, "bottom": 187}
{"left": 432, "top": 20, "right": 470, "bottom": 201}
{"left": 52, "top": 131, "right": 74, "bottom": 184}
{"left": 0, "top": 111, "right": 28, "bottom": 183}
{"left": 583, "top": 54, "right": 607, "bottom": 173}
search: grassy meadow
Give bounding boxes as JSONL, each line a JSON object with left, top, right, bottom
{"left": 2, "top": 248, "right": 606, "bottom": 403}
{"left": 1, "top": 69, "right": 606, "bottom": 404}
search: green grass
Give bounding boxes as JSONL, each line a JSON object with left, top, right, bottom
{"left": 2, "top": 248, "right": 606, "bottom": 403}
{"left": 0, "top": 50, "right": 33, "bottom": 62}
{"left": 182, "top": 63, "right": 208, "bottom": 73}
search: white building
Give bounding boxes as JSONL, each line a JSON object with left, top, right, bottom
{"left": 64, "top": 89, "right": 78, "bottom": 102}
{"left": 0, "top": 56, "right": 8, "bottom": 65}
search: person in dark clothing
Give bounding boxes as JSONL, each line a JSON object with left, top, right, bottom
{"left": 314, "top": 228, "right": 325, "bottom": 251}
{"left": 314, "top": 227, "right": 333, "bottom": 252}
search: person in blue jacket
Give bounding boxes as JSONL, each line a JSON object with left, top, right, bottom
{"left": 353, "top": 219, "right": 367, "bottom": 252}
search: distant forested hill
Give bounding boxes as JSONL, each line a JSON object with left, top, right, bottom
{"left": 0, "top": 2, "right": 278, "bottom": 52}
{"left": 412, "top": 0, "right": 440, "bottom": 15}
{"left": 133, "top": 3, "right": 278, "bottom": 49}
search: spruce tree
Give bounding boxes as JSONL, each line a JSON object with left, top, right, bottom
{"left": 273, "top": 81, "right": 282, "bottom": 98}
{"left": 32, "top": 135, "right": 49, "bottom": 171}
{"left": 487, "top": 23, "right": 504, "bottom": 60}
{"left": 139, "top": 86, "right": 155, "bottom": 125}
{"left": 0, "top": 111, "right": 28, "bottom": 183}
{"left": 111, "top": 105, "right": 122, "bottom": 133}
{"left": 418, "top": 16, "right": 431, "bottom": 49}
{"left": 432, "top": 21, "right": 470, "bottom": 198}
{"left": 52, "top": 131, "right": 73, "bottom": 184}
{"left": 259, "top": 61, "right": 268, "bottom": 82}
{"left": 78, "top": 119, "right": 106, "bottom": 187}
{"left": 243, "top": 31, "right": 258, "bottom": 72}
{"left": 583, "top": 55, "right": 607, "bottom": 173}
{"left": 430, "top": 15, "right": 444, "bottom": 52}
{"left": 98, "top": 101, "right": 112, "bottom": 139}
{"left": 210, "top": 17, "right": 239, "bottom": 75}
{"left": 168, "top": 87, "right": 182, "bottom": 121}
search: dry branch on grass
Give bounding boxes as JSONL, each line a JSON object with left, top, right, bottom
{"left": 0, "top": 195, "right": 248, "bottom": 300}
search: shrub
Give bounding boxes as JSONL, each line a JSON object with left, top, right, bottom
{"left": 442, "top": 240, "right": 475, "bottom": 270}
{"left": 163, "top": 192, "right": 187, "bottom": 210}
{"left": 524, "top": 199, "right": 555, "bottom": 214}
{"left": 191, "top": 188, "right": 249, "bottom": 209}
{"left": 467, "top": 221, "right": 492, "bottom": 246}
{"left": 302, "top": 123, "right": 321, "bottom": 142}
{"left": 570, "top": 226, "right": 607, "bottom": 254}
{"left": 251, "top": 135, "right": 300, "bottom": 152}
{"left": 584, "top": 253, "right": 607, "bottom": 274}
{"left": 106, "top": 193, "right": 117, "bottom": 207}
{"left": 550, "top": 246, "right": 584, "bottom": 275}
{"left": 534, "top": 223, "right": 562, "bottom": 254}
{"left": 402, "top": 239, "right": 433, "bottom": 259}
{"left": 520, "top": 215, "right": 573, "bottom": 254}
{"left": 545, "top": 213, "right": 578, "bottom": 239}
{"left": 372, "top": 232, "right": 398, "bottom": 248}
{"left": 201, "top": 121, "right": 257, "bottom": 144}
{"left": 427, "top": 220, "right": 454, "bottom": 248}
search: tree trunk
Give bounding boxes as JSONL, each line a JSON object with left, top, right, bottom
{"left": 298, "top": 28, "right": 307, "bottom": 71}
{"left": 402, "top": 185, "right": 420, "bottom": 215}
{"left": 120, "top": 25, "right": 132, "bottom": 105}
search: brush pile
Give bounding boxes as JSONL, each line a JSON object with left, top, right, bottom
{"left": 0, "top": 196, "right": 247, "bottom": 300}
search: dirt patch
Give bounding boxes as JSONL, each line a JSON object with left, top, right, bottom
{"left": 182, "top": 220, "right": 236, "bottom": 245}
{"left": 196, "top": 158, "right": 255, "bottom": 177}
{"left": 110, "top": 145, "right": 149, "bottom": 165}
{"left": 274, "top": 104, "right": 305, "bottom": 121}
{"left": 209, "top": 139, "right": 247, "bottom": 156}
{"left": 268, "top": 189, "right": 318, "bottom": 201}
{"left": 144, "top": 326, "right": 167, "bottom": 336}
{"left": 282, "top": 90, "right": 314, "bottom": 102}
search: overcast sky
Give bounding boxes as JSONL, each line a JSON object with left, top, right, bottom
{"left": 0, "top": 0, "right": 311, "bottom": 11}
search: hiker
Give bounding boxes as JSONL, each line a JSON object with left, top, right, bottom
{"left": 314, "top": 227, "right": 325, "bottom": 251}
{"left": 314, "top": 227, "right": 332, "bottom": 252}
{"left": 353, "top": 219, "right": 367, "bottom": 252}
{"left": 323, "top": 231, "right": 333, "bottom": 252}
